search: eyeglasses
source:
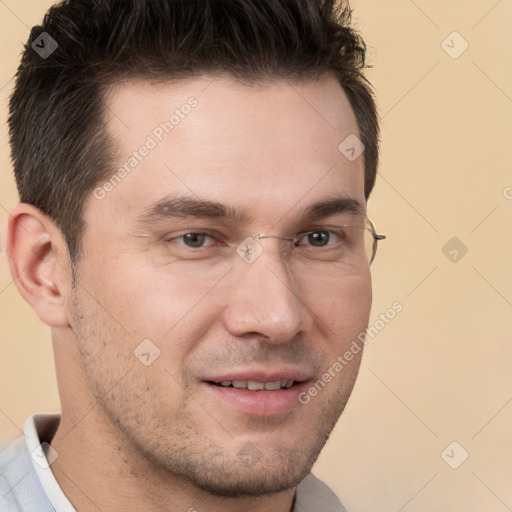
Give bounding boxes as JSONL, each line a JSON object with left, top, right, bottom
{"left": 242, "top": 217, "right": 386, "bottom": 266}
{"left": 367, "top": 218, "right": 387, "bottom": 264}
{"left": 154, "top": 217, "right": 386, "bottom": 271}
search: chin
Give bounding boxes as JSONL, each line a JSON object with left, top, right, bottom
{"left": 161, "top": 429, "right": 331, "bottom": 498}
{"left": 187, "top": 459, "right": 312, "bottom": 498}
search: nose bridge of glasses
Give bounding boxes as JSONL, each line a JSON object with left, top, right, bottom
{"left": 259, "top": 233, "right": 298, "bottom": 256}
{"left": 255, "top": 233, "right": 296, "bottom": 243}
{"left": 233, "top": 233, "right": 295, "bottom": 264}
{"left": 255, "top": 233, "right": 299, "bottom": 255}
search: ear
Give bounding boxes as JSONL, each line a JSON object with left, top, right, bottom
{"left": 6, "top": 203, "right": 72, "bottom": 328}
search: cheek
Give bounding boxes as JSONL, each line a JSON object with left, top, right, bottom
{"left": 69, "top": 265, "right": 200, "bottom": 410}
{"left": 89, "top": 258, "right": 227, "bottom": 381}
{"left": 86, "top": 251, "right": 214, "bottom": 333}
{"left": 303, "top": 269, "right": 372, "bottom": 337}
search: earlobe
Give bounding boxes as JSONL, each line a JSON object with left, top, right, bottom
{"left": 6, "top": 203, "right": 71, "bottom": 328}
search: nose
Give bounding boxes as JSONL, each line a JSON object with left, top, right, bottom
{"left": 222, "top": 242, "right": 311, "bottom": 343}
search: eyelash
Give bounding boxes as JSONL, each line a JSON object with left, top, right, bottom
{"left": 166, "top": 232, "right": 222, "bottom": 248}
{"left": 163, "top": 228, "right": 347, "bottom": 249}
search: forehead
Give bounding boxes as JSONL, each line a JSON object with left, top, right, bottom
{"left": 89, "top": 75, "right": 365, "bottom": 229}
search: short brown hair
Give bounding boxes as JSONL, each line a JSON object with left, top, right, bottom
{"left": 9, "top": 0, "right": 379, "bottom": 261}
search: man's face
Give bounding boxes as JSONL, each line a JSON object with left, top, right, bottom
{"left": 68, "top": 75, "right": 372, "bottom": 496}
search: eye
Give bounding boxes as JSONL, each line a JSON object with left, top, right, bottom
{"left": 170, "top": 233, "right": 217, "bottom": 248}
{"left": 296, "top": 230, "right": 340, "bottom": 247}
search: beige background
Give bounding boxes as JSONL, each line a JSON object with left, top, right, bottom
{"left": 1, "top": 1, "right": 511, "bottom": 510}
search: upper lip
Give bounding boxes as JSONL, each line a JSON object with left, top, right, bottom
{"left": 203, "top": 368, "right": 312, "bottom": 383}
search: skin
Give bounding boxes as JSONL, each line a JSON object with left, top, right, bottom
{"left": 7, "top": 74, "right": 372, "bottom": 512}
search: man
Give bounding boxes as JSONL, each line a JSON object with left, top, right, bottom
{"left": 0, "top": 0, "right": 384, "bottom": 510}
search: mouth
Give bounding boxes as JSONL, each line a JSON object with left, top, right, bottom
{"left": 207, "top": 379, "right": 297, "bottom": 390}
{"left": 201, "top": 372, "right": 311, "bottom": 417}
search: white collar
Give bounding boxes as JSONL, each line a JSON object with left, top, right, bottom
{"left": 24, "top": 414, "right": 75, "bottom": 512}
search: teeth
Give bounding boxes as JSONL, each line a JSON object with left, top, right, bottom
{"left": 247, "top": 381, "right": 265, "bottom": 390}
{"left": 214, "top": 380, "right": 296, "bottom": 390}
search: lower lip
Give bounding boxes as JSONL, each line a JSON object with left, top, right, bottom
{"left": 201, "top": 381, "right": 310, "bottom": 417}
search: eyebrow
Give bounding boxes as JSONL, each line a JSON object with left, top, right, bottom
{"left": 135, "top": 194, "right": 364, "bottom": 227}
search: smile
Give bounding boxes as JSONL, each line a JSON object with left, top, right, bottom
{"left": 209, "top": 379, "right": 296, "bottom": 390}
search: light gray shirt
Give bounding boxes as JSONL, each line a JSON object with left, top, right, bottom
{"left": 0, "top": 414, "right": 346, "bottom": 511}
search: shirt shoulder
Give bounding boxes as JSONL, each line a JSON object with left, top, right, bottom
{"left": 294, "top": 472, "right": 348, "bottom": 512}
{"left": 0, "top": 435, "right": 55, "bottom": 512}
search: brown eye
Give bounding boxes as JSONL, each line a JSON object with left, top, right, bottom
{"left": 297, "top": 230, "right": 339, "bottom": 247}
{"left": 305, "top": 230, "right": 330, "bottom": 247}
